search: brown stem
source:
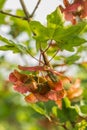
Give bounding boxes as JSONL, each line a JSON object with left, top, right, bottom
{"left": 19, "top": 0, "right": 43, "bottom": 64}
{"left": 26, "top": 50, "right": 44, "bottom": 64}
{"left": 0, "top": 10, "right": 28, "bottom": 20}
{"left": 40, "top": 49, "right": 58, "bottom": 82}
{"left": 20, "top": 0, "right": 30, "bottom": 22}
{"left": 44, "top": 40, "right": 53, "bottom": 53}
{"left": 40, "top": 49, "right": 52, "bottom": 68}
{"left": 31, "top": 0, "right": 41, "bottom": 17}
{"left": 48, "top": 49, "right": 59, "bottom": 63}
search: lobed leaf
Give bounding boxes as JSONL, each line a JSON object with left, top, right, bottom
{"left": 57, "top": 98, "right": 79, "bottom": 122}
{"left": 29, "top": 21, "right": 49, "bottom": 42}
{"left": 47, "top": 7, "right": 64, "bottom": 28}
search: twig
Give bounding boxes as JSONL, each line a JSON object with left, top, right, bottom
{"left": 27, "top": 49, "right": 44, "bottom": 64}
{"left": 40, "top": 49, "right": 52, "bottom": 68}
{"left": 44, "top": 40, "right": 53, "bottom": 53}
{"left": 40, "top": 49, "right": 58, "bottom": 82}
{"left": 19, "top": 0, "right": 42, "bottom": 63}
{"left": 0, "top": 10, "right": 28, "bottom": 20}
{"left": 0, "top": 1, "right": 43, "bottom": 64}
{"left": 48, "top": 49, "right": 59, "bottom": 63}
{"left": 53, "top": 63, "right": 66, "bottom": 68}
{"left": 20, "top": 0, "right": 30, "bottom": 22}
{"left": 31, "top": 0, "right": 41, "bottom": 17}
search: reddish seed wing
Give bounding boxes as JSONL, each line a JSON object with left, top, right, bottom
{"left": 9, "top": 72, "right": 17, "bottom": 83}
{"left": 25, "top": 93, "right": 38, "bottom": 103}
{"left": 63, "top": 0, "right": 70, "bottom": 7}
{"left": 59, "top": 0, "right": 87, "bottom": 24}
{"left": 53, "top": 80, "right": 63, "bottom": 91}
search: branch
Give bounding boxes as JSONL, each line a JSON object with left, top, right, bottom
{"left": 20, "top": 0, "right": 30, "bottom": 22}
{"left": 40, "top": 49, "right": 52, "bottom": 68}
{"left": 26, "top": 49, "right": 44, "bottom": 64}
{"left": 48, "top": 49, "right": 59, "bottom": 63}
{"left": 40, "top": 49, "right": 58, "bottom": 82}
{"left": 0, "top": 10, "right": 28, "bottom": 20}
{"left": 31, "top": 0, "right": 41, "bottom": 17}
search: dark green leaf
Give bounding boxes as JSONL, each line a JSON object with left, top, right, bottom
{"left": 57, "top": 98, "right": 79, "bottom": 122}
{"left": 43, "top": 100, "right": 57, "bottom": 115}
{"left": 80, "top": 105, "right": 87, "bottom": 114}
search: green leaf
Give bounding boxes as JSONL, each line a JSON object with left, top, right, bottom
{"left": 65, "top": 121, "right": 73, "bottom": 130}
{"left": 56, "top": 126, "right": 65, "bottom": 130}
{"left": 0, "top": 45, "right": 19, "bottom": 52}
{"left": 0, "top": 14, "right": 6, "bottom": 24}
{"left": 65, "top": 55, "right": 80, "bottom": 65}
{"left": 0, "top": 10, "right": 12, "bottom": 24}
{"left": 0, "top": 35, "right": 27, "bottom": 53}
{"left": 0, "top": 35, "right": 13, "bottom": 45}
{"left": 62, "top": 97, "right": 71, "bottom": 108}
{"left": 10, "top": 10, "right": 31, "bottom": 37}
{"left": 57, "top": 98, "right": 79, "bottom": 122}
{"left": 55, "top": 35, "right": 86, "bottom": 52}
{"left": 29, "top": 21, "right": 49, "bottom": 42}
{"left": 28, "top": 103, "right": 51, "bottom": 121}
{"left": 75, "top": 120, "right": 87, "bottom": 130}
{"left": 80, "top": 105, "right": 87, "bottom": 114}
{"left": 43, "top": 100, "right": 57, "bottom": 115}
{"left": 16, "top": 9, "right": 25, "bottom": 16}
{"left": 47, "top": 7, "right": 64, "bottom": 28}
{"left": 0, "top": 0, "right": 6, "bottom": 9}
{"left": 54, "top": 22, "right": 87, "bottom": 40}
{"left": 28, "top": 103, "right": 46, "bottom": 115}
{"left": 53, "top": 22, "right": 87, "bottom": 51}
{"left": 52, "top": 106, "right": 58, "bottom": 117}
{"left": 36, "top": 41, "right": 47, "bottom": 51}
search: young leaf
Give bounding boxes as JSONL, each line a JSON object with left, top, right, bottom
{"left": 47, "top": 7, "right": 64, "bottom": 28}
